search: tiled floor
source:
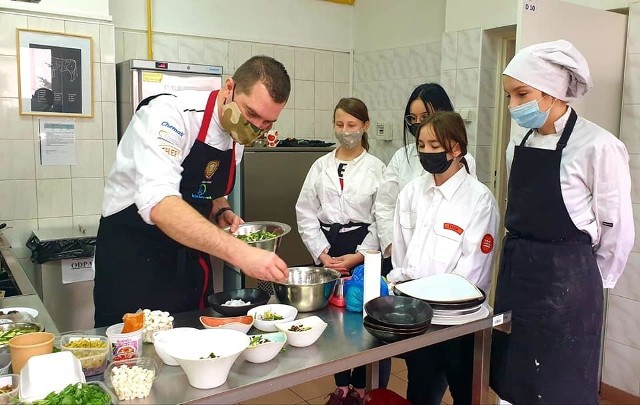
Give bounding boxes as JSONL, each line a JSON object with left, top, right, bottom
{"left": 240, "top": 358, "right": 624, "bottom": 405}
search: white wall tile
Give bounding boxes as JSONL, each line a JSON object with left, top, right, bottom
{"left": 633, "top": 204, "right": 640, "bottom": 253}
{"left": 72, "top": 178, "right": 104, "bottom": 216}
{"left": 273, "top": 108, "right": 294, "bottom": 138}
{"left": 366, "top": 50, "right": 382, "bottom": 82}
{"left": 273, "top": 47, "right": 295, "bottom": 80}
{"left": 252, "top": 44, "right": 274, "bottom": 58}
{"left": 441, "top": 31, "right": 458, "bottom": 71}
{"left": 26, "top": 16, "right": 62, "bottom": 33}
{"left": 0, "top": 98, "right": 33, "bottom": 140}
{"left": 455, "top": 68, "right": 479, "bottom": 108}
{"left": 314, "top": 82, "right": 333, "bottom": 110}
{"left": 114, "top": 30, "right": 124, "bottom": 63}
{"left": 630, "top": 154, "right": 640, "bottom": 205}
{"left": 153, "top": 34, "right": 179, "bottom": 62}
{"left": 71, "top": 140, "right": 103, "bottom": 178}
{"left": 102, "top": 102, "right": 117, "bottom": 140}
{"left": 392, "top": 46, "right": 411, "bottom": 80}
{"left": 203, "top": 39, "right": 228, "bottom": 73}
{"left": 441, "top": 70, "right": 457, "bottom": 103}
{"left": 627, "top": 4, "right": 640, "bottom": 55}
{"left": 75, "top": 102, "right": 102, "bottom": 140}
{"left": 1, "top": 219, "right": 37, "bottom": 250}
{"left": 73, "top": 215, "right": 100, "bottom": 228}
{"left": 623, "top": 53, "right": 640, "bottom": 105}
{"left": 378, "top": 48, "right": 395, "bottom": 81}
{"left": 103, "top": 139, "right": 117, "bottom": 176}
{"left": 602, "top": 339, "right": 640, "bottom": 396}
{"left": 0, "top": 14, "right": 27, "bottom": 56}
{"left": 294, "top": 110, "right": 315, "bottom": 138}
{"left": 294, "top": 80, "right": 314, "bottom": 110}
{"left": 409, "top": 45, "right": 428, "bottom": 79}
{"left": 457, "top": 29, "right": 481, "bottom": 69}
{"left": 314, "top": 110, "right": 334, "bottom": 140}
{"left": 481, "top": 32, "right": 499, "bottom": 69}
{"left": 122, "top": 31, "right": 147, "bottom": 61}
{"left": 605, "top": 294, "right": 640, "bottom": 350}
{"left": 92, "top": 63, "right": 102, "bottom": 102}
{"left": 285, "top": 80, "right": 295, "bottom": 109}
{"left": 474, "top": 145, "right": 492, "bottom": 183}
{"left": 425, "top": 75, "right": 441, "bottom": 87}
{"left": 0, "top": 140, "right": 35, "bottom": 180}
{"left": 178, "top": 36, "right": 205, "bottom": 65}
{"left": 294, "top": 49, "right": 314, "bottom": 80}
{"left": 333, "top": 83, "right": 349, "bottom": 103}
{"left": 464, "top": 109, "right": 478, "bottom": 146}
{"left": 476, "top": 107, "right": 495, "bottom": 146}
{"left": 425, "top": 41, "right": 442, "bottom": 78}
{"left": 228, "top": 42, "right": 251, "bottom": 74}
{"left": 334, "top": 52, "right": 349, "bottom": 83}
{"left": 620, "top": 104, "right": 640, "bottom": 154}
{"left": 65, "top": 21, "right": 100, "bottom": 64}
{"left": 37, "top": 179, "right": 72, "bottom": 218}
{"left": 479, "top": 68, "right": 497, "bottom": 108}
{"left": 0, "top": 56, "right": 19, "bottom": 98}
{"left": 613, "top": 252, "right": 640, "bottom": 301}
{"left": 38, "top": 217, "right": 73, "bottom": 229}
{"left": 33, "top": 141, "right": 71, "bottom": 179}
{"left": 353, "top": 52, "right": 366, "bottom": 83}
{"left": 99, "top": 24, "right": 115, "bottom": 64}
{"left": 390, "top": 79, "right": 409, "bottom": 111}
{"left": 315, "top": 52, "right": 333, "bottom": 82}
{"left": 100, "top": 64, "right": 116, "bottom": 102}
{"left": 378, "top": 81, "right": 395, "bottom": 111}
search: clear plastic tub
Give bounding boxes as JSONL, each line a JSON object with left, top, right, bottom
{"left": 104, "top": 357, "right": 157, "bottom": 401}
{"left": 0, "top": 374, "right": 19, "bottom": 405}
{"left": 60, "top": 335, "right": 110, "bottom": 377}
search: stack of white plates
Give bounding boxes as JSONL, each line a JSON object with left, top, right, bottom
{"left": 394, "top": 274, "right": 489, "bottom": 325}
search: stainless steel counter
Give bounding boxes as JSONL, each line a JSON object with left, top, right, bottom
{"left": 88, "top": 305, "right": 510, "bottom": 405}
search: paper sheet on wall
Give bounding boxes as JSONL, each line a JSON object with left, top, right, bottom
{"left": 61, "top": 257, "right": 95, "bottom": 284}
{"left": 362, "top": 250, "right": 381, "bottom": 318}
{"left": 39, "top": 119, "right": 76, "bottom": 166}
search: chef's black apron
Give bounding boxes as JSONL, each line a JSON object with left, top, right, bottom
{"left": 490, "top": 110, "right": 603, "bottom": 404}
{"left": 94, "top": 90, "right": 236, "bottom": 327}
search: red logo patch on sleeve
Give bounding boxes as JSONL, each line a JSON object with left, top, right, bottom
{"left": 481, "top": 234, "right": 494, "bottom": 254}
{"left": 443, "top": 223, "right": 464, "bottom": 235}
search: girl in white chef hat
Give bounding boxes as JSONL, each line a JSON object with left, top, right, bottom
{"left": 490, "top": 40, "right": 634, "bottom": 405}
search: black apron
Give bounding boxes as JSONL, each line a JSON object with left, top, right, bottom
{"left": 94, "top": 90, "right": 236, "bottom": 327}
{"left": 320, "top": 221, "right": 369, "bottom": 274}
{"left": 490, "top": 110, "right": 603, "bottom": 404}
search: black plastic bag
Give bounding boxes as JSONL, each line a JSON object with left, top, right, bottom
{"left": 26, "top": 234, "right": 96, "bottom": 264}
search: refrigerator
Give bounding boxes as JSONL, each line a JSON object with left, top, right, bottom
{"left": 116, "top": 59, "right": 223, "bottom": 141}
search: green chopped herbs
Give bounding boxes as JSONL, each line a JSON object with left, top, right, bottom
{"left": 200, "top": 352, "right": 218, "bottom": 359}
{"left": 249, "top": 335, "right": 271, "bottom": 347}
{"left": 288, "top": 324, "right": 311, "bottom": 332}
{"left": 259, "top": 310, "right": 283, "bottom": 321}
{"left": 236, "top": 231, "right": 277, "bottom": 243}
{"left": 0, "top": 324, "right": 40, "bottom": 346}
{"left": 32, "top": 383, "right": 111, "bottom": 405}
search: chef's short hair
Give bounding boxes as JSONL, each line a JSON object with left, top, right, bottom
{"left": 233, "top": 56, "right": 291, "bottom": 103}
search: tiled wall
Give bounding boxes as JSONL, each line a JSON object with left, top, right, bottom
{"left": 603, "top": 2, "right": 640, "bottom": 397}
{"left": 115, "top": 29, "right": 351, "bottom": 143}
{"left": 0, "top": 11, "right": 117, "bottom": 266}
{"left": 352, "top": 41, "right": 442, "bottom": 164}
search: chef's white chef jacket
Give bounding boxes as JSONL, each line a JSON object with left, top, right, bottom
{"left": 375, "top": 143, "right": 478, "bottom": 256}
{"left": 296, "top": 149, "right": 386, "bottom": 263}
{"left": 506, "top": 107, "right": 634, "bottom": 288}
{"left": 102, "top": 91, "right": 243, "bottom": 225}
{"left": 389, "top": 167, "right": 499, "bottom": 294}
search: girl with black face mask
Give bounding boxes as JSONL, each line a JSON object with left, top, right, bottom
{"left": 388, "top": 112, "right": 499, "bottom": 405}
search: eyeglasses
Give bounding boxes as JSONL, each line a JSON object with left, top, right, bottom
{"left": 404, "top": 112, "right": 430, "bottom": 126}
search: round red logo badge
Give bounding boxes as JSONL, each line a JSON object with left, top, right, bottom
{"left": 481, "top": 234, "right": 494, "bottom": 254}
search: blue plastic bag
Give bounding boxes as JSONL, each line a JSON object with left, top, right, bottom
{"left": 344, "top": 264, "right": 389, "bottom": 312}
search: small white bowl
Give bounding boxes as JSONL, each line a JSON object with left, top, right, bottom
{"left": 165, "top": 329, "right": 249, "bottom": 389}
{"left": 247, "top": 304, "right": 298, "bottom": 332}
{"left": 199, "top": 315, "right": 254, "bottom": 334}
{"left": 242, "top": 332, "right": 287, "bottom": 364}
{"left": 275, "top": 316, "right": 328, "bottom": 348}
{"left": 152, "top": 327, "right": 199, "bottom": 366}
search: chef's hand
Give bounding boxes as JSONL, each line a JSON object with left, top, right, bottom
{"left": 332, "top": 252, "right": 364, "bottom": 275}
{"left": 319, "top": 252, "right": 349, "bottom": 276}
{"left": 240, "top": 247, "right": 289, "bottom": 282}
{"left": 217, "top": 209, "right": 244, "bottom": 233}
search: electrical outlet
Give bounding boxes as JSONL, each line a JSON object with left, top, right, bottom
{"left": 375, "top": 122, "right": 393, "bottom": 141}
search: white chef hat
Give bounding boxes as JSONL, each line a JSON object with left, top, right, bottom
{"left": 503, "top": 39, "right": 593, "bottom": 101}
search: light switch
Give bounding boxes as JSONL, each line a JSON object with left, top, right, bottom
{"left": 375, "top": 122, "right": 393, "bottom": 141}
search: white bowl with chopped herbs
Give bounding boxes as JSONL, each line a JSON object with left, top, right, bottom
{"left": 242, "top": 332, "right": 287, "bottom": 363}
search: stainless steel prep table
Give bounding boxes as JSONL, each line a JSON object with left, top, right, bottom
{"left": 89, "top": 304, "right": 510, "bottom": 405}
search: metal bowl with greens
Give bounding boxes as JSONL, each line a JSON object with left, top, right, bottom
{"left": 224, "top": 221, "right": 291, "bottom": 253}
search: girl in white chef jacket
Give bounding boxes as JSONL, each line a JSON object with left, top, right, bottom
{"left": 388, "top": 111, "right": 498, "bottom": 405}
{"left": 295, "top": 98, "right": 386, "bottom": 403}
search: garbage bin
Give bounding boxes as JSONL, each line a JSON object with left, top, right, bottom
{"left": 26, "top": 226, "right": 97, "bottom": 332}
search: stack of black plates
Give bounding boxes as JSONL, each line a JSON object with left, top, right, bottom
{"left": 363, "top": 296, "right": 433, "bottom": 343}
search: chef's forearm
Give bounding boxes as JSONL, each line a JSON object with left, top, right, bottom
{"left": 209, "top": 197, "right": 232, "bottom": 221}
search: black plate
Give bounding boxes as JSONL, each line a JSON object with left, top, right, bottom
{"left": 363, "top": 323, "right": 427, "bottom": 343}
{"left": 207, "top": 288, "right": 270, "bottom": 317}
{"left": 364, "top": 296, "right": 433, "bottom": 329}
{"left": 363, "top": 316, "right": 430, "bottom": 333}
{"left": 394, "top": 286, "right": 487, "bottom": 310}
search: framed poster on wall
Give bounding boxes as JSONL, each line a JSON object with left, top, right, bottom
{"left": 16, "top": 29, "right": 93, "bottom": 117}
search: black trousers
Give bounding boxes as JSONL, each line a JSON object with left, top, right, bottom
{"left": 334, "top": 357, "right": 392, "bottom": 389}
{"left": 404, "top": 334, "right": 474, "bottom": 405}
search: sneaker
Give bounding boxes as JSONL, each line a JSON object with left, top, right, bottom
{"left": 325, "top": 388, "right": 346, "bottom": 405}
{"left": 343, "top": 388, "right": 363, "bottom": 405}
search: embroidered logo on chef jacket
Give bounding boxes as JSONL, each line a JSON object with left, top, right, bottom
{"left": 204, "top": 160, "right": 220, "bottom": 179}
{"left": 157, "top": 130, "right": 181, "bottom": 146}
{"left": 443, "top": 223, "right": 464, "bottom": 235}
{"left": 191, "top": 183, "right": 213, "bottom": 200}
{"left": 159, "top": 144, "right": 181, "bottom": 159}
{"left": 161, "top": 121, "right": 185, "bottom": 137}
{"left": 480, "top": 234, "right": 494, "bottom": 254}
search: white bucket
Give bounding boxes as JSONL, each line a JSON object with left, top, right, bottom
{"left": 105, "top": 323, "right": 143, "bottom": 362}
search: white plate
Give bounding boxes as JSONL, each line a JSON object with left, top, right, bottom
{"left": 431, "top": 305, "right": 490, "bottom": 325}
{"left": 0, "top": 307, "right": 38, "bottom": 318}
{"left": 395, "top": 274, "right": 483, "bottom": 303}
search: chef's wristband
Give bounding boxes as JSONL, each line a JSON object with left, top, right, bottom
{"left": 214, "top": 207, "right": 233, "bottom": 223}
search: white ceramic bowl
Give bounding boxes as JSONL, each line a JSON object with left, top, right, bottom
{"left": 247, "top": 304, "right": 298, "bottom": 332}
{"left": 152, "top": 327, "right": 199, "bottom": 366}
{"left": 275, "top": 316, "right": 328, "bottom": 348}
{"left": 199, "top": 315, "right": 254, "bottom": 334}
{"left": 165, "top": 329, "right": 250, "bottom": 389}
{"left": 242, "top": 332, "right": 287, "bottom": 364}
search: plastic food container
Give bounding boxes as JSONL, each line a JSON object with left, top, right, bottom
{"left": 19, "top": 351, "right": 85, "bottom": 403}
{"left": 104, "top": 357, "right": 157, "bottom": 401}
{"left": 60, "top": 335, "right": 110, "bottom": 377}
{"left": 105, "top": 323, "right": 143, "bottom": 362}
{"left": 0, "top": 374, "right": 19, "bottom": 405}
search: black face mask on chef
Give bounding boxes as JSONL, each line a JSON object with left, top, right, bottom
{"left": 419, "top": 151, "right": 453, "bottom": 174}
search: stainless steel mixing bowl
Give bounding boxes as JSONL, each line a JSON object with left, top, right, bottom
{"left": 272, "top": 267, "right": 341, "bottom": 312}
{"left": 225, "top": 221, "right": 291, "bottom": 253}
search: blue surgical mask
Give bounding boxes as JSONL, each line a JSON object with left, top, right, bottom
{"left": 509, "top": 96, "right": 555, "bottom": 129}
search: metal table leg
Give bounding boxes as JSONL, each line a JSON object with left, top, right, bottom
{"left": 471, "top": 328, "right": 492, "bottom": 404}
{"left": 366, "top": 360, "right": 380, "bottom": 391}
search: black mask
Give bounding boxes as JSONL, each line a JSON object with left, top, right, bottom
{"left": 408, "top": 123, "right": 420, "bottom": 137}
{"left": 419, "top": 151, "right": 453, "bottom": 174}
